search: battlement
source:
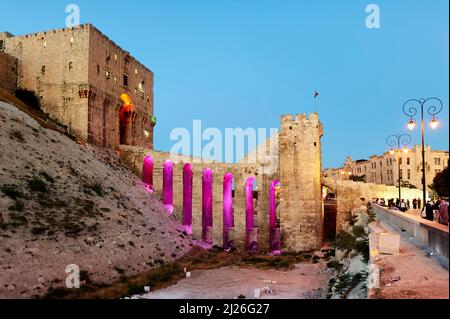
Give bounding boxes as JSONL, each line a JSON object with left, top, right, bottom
{"left": 2, "top": 23, "right": 89, "bottom": 39}
{"left": 280, "top": 112, "right": 321, "bottom": 132}
{"left": 1, "top": 24, "right": 152, "bottom": 74}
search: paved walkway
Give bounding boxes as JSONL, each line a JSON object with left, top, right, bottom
{"left": 369, "top": 220, "right": 449, "bottom": 299}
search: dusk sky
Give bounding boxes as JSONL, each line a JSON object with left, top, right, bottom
{"left": 2, "top": 0, "right": 448, "bottom": 168}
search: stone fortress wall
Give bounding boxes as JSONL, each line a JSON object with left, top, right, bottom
{"left": 1, "top": 25, "right": 421, "bottom": 253}
{"left": 119, "top": 113, "right": 325, "bottom": 253}
{"left": 0, "top": 50, "right": 18, "bottom": 94}
{"left": 278, "top": 113, "right": 324, "bottom": 251}
{"left": 0, "top": 24, "right": 154, "bottom": 149}
{"left": 322, "top": 176, "right": 424, "bottom": 231}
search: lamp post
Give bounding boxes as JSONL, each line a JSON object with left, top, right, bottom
{"left": 402, "top": 98, "right": 443, "bottom": 208}
{"left": 386, "top": 134, "right": 412, "bottom": 202}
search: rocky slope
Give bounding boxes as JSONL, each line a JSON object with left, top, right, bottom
{"left": 0, "top": 101, "right": 191, "bottom": 298}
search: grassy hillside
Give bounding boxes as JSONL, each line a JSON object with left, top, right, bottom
{"left": 0, "top": 100, "right": 191, "bottom": 298}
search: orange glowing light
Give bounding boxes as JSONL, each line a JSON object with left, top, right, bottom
{"left": 119, "top": 93, "right": 134, "bottom": 121}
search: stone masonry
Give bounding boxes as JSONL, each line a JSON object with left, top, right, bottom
{"left": 322, "top": 176, "right": 424, "bottom": 231}
{"left": 0, "top": 50, "right": 17, "bottom": 94}
{"left": 120, "top": 112, "right": 325, "bottom": 253}
{"left": 278, "top": 113, "right": 324, "bottom": 251}
{"left": 0, "top": 24, "right": 154, "bottom": 149}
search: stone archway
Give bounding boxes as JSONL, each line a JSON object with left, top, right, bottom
{"left": 202, "top": 168, "right": 213, "bottom": 244}
{"left": 223, "top": 173, "right": 234, "bottom": 250}
{"left": 245, "top": 177, "right": 257, "bottom": 253}
{"left": 119, "top": 94, "right": 133, "bottom": 145}
{"left": 182, "top": 163, "right": 193, "bottom": 234}
{"left": 322, "top": 182, "right": 337, "bottom": 242}
{"left": 269, "top": 180, "right": 281, "bottom": 254}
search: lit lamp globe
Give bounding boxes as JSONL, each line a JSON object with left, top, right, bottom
{"left": 403, "top": 147, "right": 409, "bottom": 154}
{"left": 407, "top": 118, "right": 416, "bottom": 131}
{"left": 430, "top": 116, "right": 439, "bottom": 130}
{"left": 389, "top": 149, "right": 395, "bottom": 155}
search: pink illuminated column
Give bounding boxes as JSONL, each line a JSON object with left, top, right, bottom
{"left": 141, "top": 155, "right": 154, "bottom": 192}
{"left": 270, "top": 180, "right": 281, "bottom": 254}
{"left": 223, "top": 173, "right": 234, "bottom": 250}
{"left": 245, "top": 177, "right": 257, "bottom": 252}
{"left": 202, "top": 168, "right": 213, "bottom": 243}
{"left": 182, "top": 163, "right": 193, "bottom": 234}
{"left": 162, "top": 160, "right": 174, "bottom": 214}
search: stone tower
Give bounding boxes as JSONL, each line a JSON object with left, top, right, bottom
{"left": 278, "top": 113, "right": 324, "bottom": 251}
{"left": 1, "top": 25, "right": 154, "bottom": 150}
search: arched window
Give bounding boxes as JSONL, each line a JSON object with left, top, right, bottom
{"left": 0, "top": 40, "right": 4, "bottom": 51}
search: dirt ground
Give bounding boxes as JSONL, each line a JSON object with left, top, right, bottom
{"left": 132, "top": 262, "right": 333, "bottom": 299}
{"left": 371, "top": 221, "right": 449, "bottom": 299}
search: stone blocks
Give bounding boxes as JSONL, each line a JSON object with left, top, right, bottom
{"left": 378, "top": 232, "right": 400, "bottom": 255}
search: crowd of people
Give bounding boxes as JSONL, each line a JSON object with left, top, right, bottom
{"left": 372, "top": 197, "right": 449, "bottom": 226}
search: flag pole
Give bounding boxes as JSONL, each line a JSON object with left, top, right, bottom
{"left": 314, "top": 89, "right": 318, "bottom": 113}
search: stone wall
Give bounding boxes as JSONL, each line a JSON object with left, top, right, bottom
{"left": 278, "top": 113, "right": 324, "bottom": 251}
{"left": 119, "top": 146, "right": 262, "bottom": 249}
{"left": 0, "top": 25, "right": 154, "bottom": 149}
{"left": 322, "top": 177, "right": 424, "bottom": 231}
{"left": 87, "top": 25, "right": 154, "bottom": 149}
{"left": 240, "top": 135, "right": 279, "bottom": 251}
{"left": 120, "top": 113, "right": 325, "bottom": 253}
{"left": 1, "top": 26, "right": 90, "bottom": 138}
{"left": 0, "top": 51, "right": 17, "bottom": 93}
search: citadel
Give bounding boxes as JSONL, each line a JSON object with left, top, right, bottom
{"left": 0, "top": 24, "right": 427, "bottom": 253}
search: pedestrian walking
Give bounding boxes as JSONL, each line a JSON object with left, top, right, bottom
{"left": 424, "top": 201, "right": 434, "bottom": 221}
{"left": 399, "top": 200, "right": 407, "bottom": 212}
{"left": 438, "top": 200, "right": 449, "bottom": 225}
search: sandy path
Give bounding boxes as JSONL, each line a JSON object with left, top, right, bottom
{"left": 133, "top": 263, "right": 332, "bottom": 299}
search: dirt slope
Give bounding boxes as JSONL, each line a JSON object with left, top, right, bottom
{"left": 0, "top": 101, "right": 191, "bottom": 298}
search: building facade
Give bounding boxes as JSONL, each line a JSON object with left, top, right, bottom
{"left": 324, "top": 145, "right": 449, "bottom": 192}
{"left": 0, "top": 24, "right": 154, "bottom": 149}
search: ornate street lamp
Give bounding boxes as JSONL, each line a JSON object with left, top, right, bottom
{"left": 402, "top": 98, "right": 443, "bottom": 207}
{"left": 386, "top": 134, "right": 412, "bottom": 202}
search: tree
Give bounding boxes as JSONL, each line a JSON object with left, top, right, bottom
{"left": 429, "top": 166, "right": 449, "bottom": 198}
